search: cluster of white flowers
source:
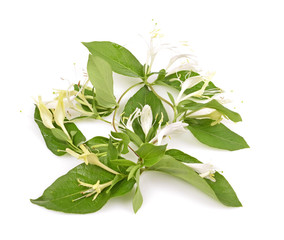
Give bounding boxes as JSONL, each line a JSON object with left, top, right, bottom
{"left": 123, "top": 104, "right": 217, "bottom": 181}
{"left": 123, "top": 104, "right": 188, "bottom": 145}
{"left": 145, "top": 24, "right": 199, "bottom": 76}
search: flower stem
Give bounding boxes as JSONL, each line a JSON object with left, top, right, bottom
{"left": 148, "top": 84, "right": 174, "bottom": 110}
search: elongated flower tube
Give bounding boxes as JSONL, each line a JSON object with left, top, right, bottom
{"left": 186, "top": 163, "right": 217, "bottom": 182}
{"left": 151, "top": 121, "right": 188, "bottom": 145}
{"left": 175, "top": 76, "right": 204, "bottom": 104}
{"left": 176, "top": 72, "right": 216, "bottom": 104}
{"left": 54, "top": 91, "right": 70, "bottom": 139}
{"left": 36, "top": 96, "right": 55, "bottom": 129}
{"left": 188, "top": 109, "right": 225, "bottom": 126}
{"left": 66, "top": 145, "right": 119, "bottom": 175}
{"left": 140, "top": 105, "right": 153, "bottom": 136}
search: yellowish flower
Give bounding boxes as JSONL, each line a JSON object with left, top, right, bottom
{"left": 73, "top": 179, "right": 113, "bottom": 201}
{"left": 36, "top": 96, "right": 54, "bottom": 129}
{"left": 54, "top": 91, "right": 70, "bottom": 139}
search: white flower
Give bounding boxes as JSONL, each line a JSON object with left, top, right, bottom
{"left": 175, "top": 76, "right": 204, "bottom": 104}
{"left": 165, "top": 53, "right": 197, "bottom": 71}
{"left": 140, "top": 105, "right": 153, "bottom": 136}
{"left": 54, "top": 91, "right": 70, "bottom": 138}
{"left": 187, "top": 163, "right": 217, "bottom": 182}
{"left": 125, "top": 108, "right": 141, "bottom": 131}
{"left": 176, "top": 72, "right": 216, "bottom": 104}
{"left": 167, "top": 61, "right": 200, "bottom": 75}
{"left": 35, "top": 96, "right": 55, "bottom": 129}
{"left": 151, "top": 121, "right": 188, "bottom": 145}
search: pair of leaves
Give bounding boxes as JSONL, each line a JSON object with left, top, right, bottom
{"left": 31, "top": 163, "right": 135, "bottom": 214}
{"left": 150, "top": 149, "right": 242, "bottom": 207}
{"left": 156, "top": 70, "right": 222, "bottom": 98}
{"left": 185, "top": 118, "right": 249, "bottom": 151}
{"left": 136, "top": 143, "right": 167, "bottom": 167}
{"left": 34, "top": 106, "right": 86, "bottom": 156}
{"left": 83, "top": 41, "right": 145, "bottom": 78}
{"left": 84, "top": 41, "right": 147, "bottom": 109}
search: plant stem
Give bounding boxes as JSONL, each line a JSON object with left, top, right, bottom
{"left": 148, "top": 84, "right": 174, "bottom": 110}
{"left": 98, "top": 117, "right": 112, "bottom": 124}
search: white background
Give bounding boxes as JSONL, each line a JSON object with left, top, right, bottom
{"left": 1, "top": 0, "right": 284, "bottom": 239}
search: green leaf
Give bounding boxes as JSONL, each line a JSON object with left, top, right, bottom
{"left": 166, "top": 149, "right": 199, "bottom": 163}
{"left": 105, "top": 138, "right": 121, "bottom": 173}
{"left": 155, "top": 69, "right": 167, "bottom": 81}
{"left": 167, "top": 91, "right": 175, "bottom": 105}
{"left": 132, "top": 170, "right": 143, "bottom": 213}
{"left": 122, "top": 86, "right": 169, "bottom": 142}
{"left": 31, "top": 164, "right": 113, "bottom": 213}
{"left": 51, "top": 128, "right": 70, "bottom": 142}
{"left": 179, "top": 99, "right": 242, "bottom": 122}
{"left": 34, "top": 106, "right": 85, "bottom": 156}
{"left": 107, "top": 138, "right": 118, "bottom": 161}
{"left": 110, "top": 159, "right": 136, "bottom": 167}
{"left": 127, "top": 165, "right": 141, "bottom": 181}
{"left": 150, "top": 154, "right": 242, "bottom": 207}
{"left": 82, "top": 41, "right": 144, "bottom": 78}
{"left": 87, "top": 55, "right": 117, "bottom": 108}
{"left": 65, "top": 122, "right": 86, "bottom": 146}
{"left": 111, "top": 131, "right": 130, "bottom": 154}
{"left": 31, "top": 163, "right": 135, "bottom": 214}
{"left": 185, "top": 118, "right": 249, "bottom": 151}
{"left": 106, "top": 174, "right": 125, "bottom": 193}
{"left": 123, "top": 129, "right": 143, "bottom": 147}
{"left": 110, "top": 178, "right": 136, "bottom": 198}
{"left": 136, "top": 143, "right": 167, "bottom": 167}
{"left": 84, "top": 136, "right": 109, "bottom": 154}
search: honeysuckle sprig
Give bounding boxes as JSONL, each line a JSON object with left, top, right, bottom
{"left": 31, "top": 29, "right": 248, "bottom": 214}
